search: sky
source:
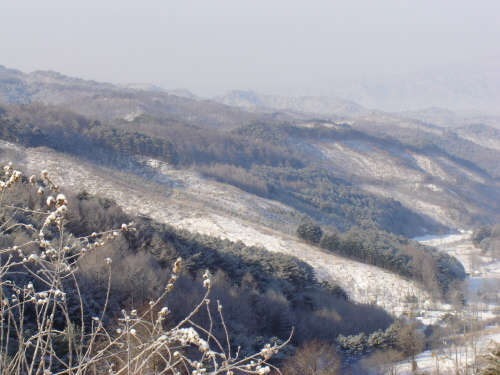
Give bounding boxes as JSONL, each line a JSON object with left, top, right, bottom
{"left": 1, "top": 0, "right": 499, "bottom": 97}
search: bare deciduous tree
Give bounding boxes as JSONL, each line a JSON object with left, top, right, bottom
{"left": 280, "top": 340, "right": 341, "bottom": 375}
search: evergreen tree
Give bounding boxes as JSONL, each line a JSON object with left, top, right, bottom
{"left": 297, "top": 219, "right": 323, "bottom": 244}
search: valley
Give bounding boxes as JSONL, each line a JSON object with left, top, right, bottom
{"left": 1, "top": 65, "right": 500, "bottom": 373}
{"left": 4, "top": 140, "right": 500, "bottom": 373}
{"left": 3, "top": 142, "right": 429, "bottom": 311}
{"left": 394, "top": 234, "right": 500, "bottom": 374}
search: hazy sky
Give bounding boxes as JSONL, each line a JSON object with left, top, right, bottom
{"left": 1, "top": 0, "right": 499, "bottom": 97}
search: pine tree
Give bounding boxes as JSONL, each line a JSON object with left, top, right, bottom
{"left": 296, "top": 220, "right": 323, "bottom": 244}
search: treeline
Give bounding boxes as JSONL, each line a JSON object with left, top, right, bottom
{"left": 318, "top": 227, "right": 466, "bottom": 297}
{"left": 196, "top": 163, "right": 271, "bottom": 198}
{"left": 0, "top": 180, "right": 394, "bottom": 363}
{"left": 236, "top": 119, "right": 492, "bottom": 179}
{"left": 409, "top": 129, "right": 500, "bottom": 179}
{"left": 110, "top": 114, "right": 304, "bottom": 169}
{"left": 253, "top": 165, "right": 430, "bottom": 238}
{"left": 0, "top": 102, "right": 431, "bottom": 237}
{"left": 472, "top": 224, "right": 500, "bottom": 259}
{"left": 89, "top": 126, "right": 180, "bottom": 164}
{"left": 0, "top": 104, "right": 303, "bottom": 169}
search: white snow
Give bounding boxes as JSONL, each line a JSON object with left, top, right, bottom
{"left": 390, "top": 232, "right": 500, "bottom": 374}
{"left": 3, "top": 142, "right": 500, "bottom": 374}
{"left": 1, "top": 143, "right": 431, "bottom": 312}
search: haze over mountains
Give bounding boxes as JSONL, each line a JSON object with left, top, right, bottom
{"left": 1, "top": 62, "right": 500, "bottom": 373}
{"left": 2, "top": 0, "right": 500, "bottom": 371}
{"left": 1, "top": 62, "right": 500, "bottom": 232}
{"left": 211, "top": 58, "right": 500, "bottom": 128}
{"left": 270, "top": 57, "right": 500, "bottom": 114}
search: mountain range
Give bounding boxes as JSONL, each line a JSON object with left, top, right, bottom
{"left": 271, "top": 56, "right": 500, "bottom": 113}
{"left": 1, "top": 63, "right": 500, "bottom": 372}
{"left": 1, "top": 64, "right": 499, "bottom": 231}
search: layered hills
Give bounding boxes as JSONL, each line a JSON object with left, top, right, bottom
{"left": 273, "top": 57, "right": 500, "bottom": 113}
{"left": 2, "top": 64, "right": 500, "bottom": 370}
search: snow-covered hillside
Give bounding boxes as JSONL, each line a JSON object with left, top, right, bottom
{"left": 4, "top": 141, "right": 500, "bottom": 373}
{"left": 1, "top": 141, "right": 431, "bottom": 313}
{"left": 295, "top": 128, "right": 500, "bottom": 228}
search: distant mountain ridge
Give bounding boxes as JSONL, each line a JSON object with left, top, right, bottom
{"left": 395, "top": 107, "right": 500, "bottom": 129}
{"left": 275, "top": 57, "right": 500, "bottom": 113}
{"left": 0, "top": 65, "right": 293, "bottom": 128}
{"left": 212, "top": 89, "right": 368, "bottom": 118}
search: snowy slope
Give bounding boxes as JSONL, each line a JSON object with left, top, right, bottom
{"left": 300, "top": 132, "right": 500, "bottom": 228}
{"left": 1, "top": 141, "right": 431, "bottom": 313}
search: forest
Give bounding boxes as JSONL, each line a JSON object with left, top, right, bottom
{"left": 0, "top": 103, "right": 443, "bottom": 236}
{"left": 0, "top": 167, "right": 420, "bottom": 373}
{"left": 0, "top": 102, "right": 471, "bottom": 289}
{"left": 0, "top": 100, "right": 492, "bottom": 373}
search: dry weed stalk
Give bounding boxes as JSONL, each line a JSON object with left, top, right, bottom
{"left": 0, "top": 163, "right": 290, "bottom": 375}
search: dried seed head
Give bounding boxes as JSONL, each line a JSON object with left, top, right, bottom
{"left": 173, "top": 258, "right": 182, "bottom": 274}
{"left": 11, "top": 170, "right": 22, "bottom": 182}
{"left": 46, "top": 196, "right": 56, "bottom": 207}
{"left": 44, "top": 213, "right": 57, "bottom": 225}
{"left": 159, "top": 307, "right": 170, "bottom": 317}
{"left": 56, "top": 205, "right": 67, "bottom": 215}
{"left": 56, "top": 194, "right": 67, "bottom": 206}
